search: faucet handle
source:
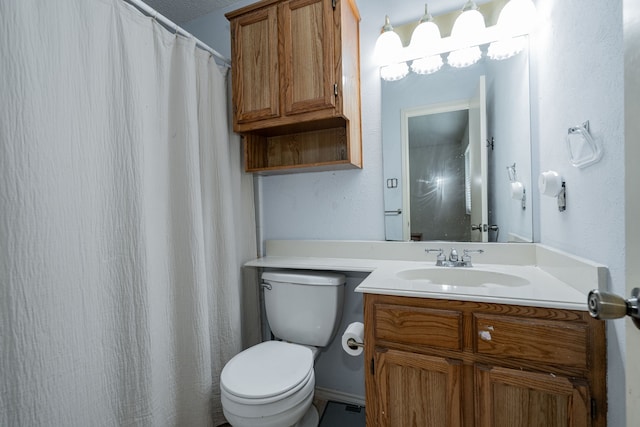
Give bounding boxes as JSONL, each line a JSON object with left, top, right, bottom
{"left": 463, "top": 249, "right": 484, "bottom": 257}
{"left": 462, "top": 249, "right": 484, "bottom": 266}
{"left": 425, "top": 248, "right": 445, "bottom": 265}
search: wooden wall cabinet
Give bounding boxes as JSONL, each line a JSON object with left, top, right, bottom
{"left": 226, "top": 0, "right": 362, "bottom": 174}
{"left": 364, "top": 294, "right": 607, "bottom": 427}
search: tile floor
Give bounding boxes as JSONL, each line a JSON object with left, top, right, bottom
{"left": 318, "top": 400, "right": 365, "bottom": 427}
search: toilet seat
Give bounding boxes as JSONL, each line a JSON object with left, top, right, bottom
{"left": 221, "top": 341, "right": 314, "bottom": 404}
{"left": 220, "top": 341, "right": 316, "bottom": 425}
{"left": 221, "top": 368, "right": 315, "bottom": 421}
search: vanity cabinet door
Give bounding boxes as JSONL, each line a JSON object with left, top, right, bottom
{"left": 364, "top": 294, "right": 606, "bottom": 427}
{"left": 476, "top": 365, "right": 591, "bottom": 427}
{"left": 373, "top": 348, "right": 463, "bottom": 427}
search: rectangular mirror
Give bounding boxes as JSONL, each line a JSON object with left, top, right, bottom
{"left": 382, "top": 38, "right": 533, "bottom": 242}
{"left": 403, "top": 76, "right": 488, "bottom": 242}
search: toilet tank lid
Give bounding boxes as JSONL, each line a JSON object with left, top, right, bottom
{"left": 262, "top": 270, "right": 345, "bottom": 286}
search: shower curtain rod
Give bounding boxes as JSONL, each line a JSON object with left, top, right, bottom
{"left": 124, "top": 0, "right": 231, "bottom": 67}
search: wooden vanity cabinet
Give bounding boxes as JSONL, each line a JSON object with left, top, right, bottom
{"left": 364, "top": 294, "right": 607, "bottom": 427}
{"left": 226, "top": 0, "right": 362, "bottom": 174}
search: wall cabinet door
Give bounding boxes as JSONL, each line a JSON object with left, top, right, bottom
{"left": 281, "top": 0, "right": 336, "bottom": 116}
{"left": 226, "top": 0, "right": 362, "bottom": 173}
{"left": 374, "top": 348, "right": 463, "bottom": 427}
{"left": 230, "top": 7, "right": 279, "bottom": 124}
{"left": 476, "top": 365, "right": 591, "bottom": 427}
{"left": 230, "top": 0, "right": 337, "bottom": 127}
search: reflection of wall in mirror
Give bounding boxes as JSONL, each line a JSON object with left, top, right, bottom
{"left": 486, "top": 46, "right": 532, "bottom": 242}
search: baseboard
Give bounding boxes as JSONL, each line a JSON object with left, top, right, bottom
{"left": 314, "top": 387, "right": 365, "bottom": 407}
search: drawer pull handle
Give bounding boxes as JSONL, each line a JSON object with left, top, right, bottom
{"left": 479, "top": 326, "right": 494, "bottom": 341}
{"left": 479, "top": 330, "right": 492, "bottom": 341}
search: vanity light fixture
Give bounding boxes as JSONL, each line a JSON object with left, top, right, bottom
{"left": 380, "top": 62, "right": 410, "bottom": 81}
{"left": 409, "top": 5, "right": 443, "bottom": 75}
{"left": 374, "top": 15, "right": 409, "bottom": 81}
{"left": 488, "top": 0, "right": 537, "bottom": 60}
{"left": 375, "top": 0, "right": 537, "bottom": 81}
{"left": 447, "top": 1, "right": 485, "bottom": 68}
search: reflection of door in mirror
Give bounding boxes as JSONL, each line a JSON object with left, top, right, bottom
{"left": 402, "top": 77, "right": 488, "bottom": 242}
{"left": 469, "top": 76, "right": 488, "bottom": 242}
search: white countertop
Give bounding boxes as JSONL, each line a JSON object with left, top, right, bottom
{"left": 244, "top": 256, "right": 380, "bottom": 272}
{"left": 354, "top": 261, "right": 589, "bottom": 310}
{"left": 244, "top": 240, "right": 608, "bottom": 311}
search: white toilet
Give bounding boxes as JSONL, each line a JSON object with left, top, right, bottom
{"left": 220, "top": 270, "right": 346, "bottom": 427}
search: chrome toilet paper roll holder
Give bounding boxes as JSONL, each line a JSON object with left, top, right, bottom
{"left": 588, "top": 288, "right": 640, "bottom": 329}
{"left": 347, "top": 338, "right": 365, "bottom": 350}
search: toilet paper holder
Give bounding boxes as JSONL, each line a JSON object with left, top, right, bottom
{"left": 507, "top": 163, "right": 526, "bottom": 210}
{"left": 588, "top": 288, "right": 640, "bottom": 329}
{"left": 347, "top": 338, "right": 364, "bottom": 350}
{"left": 342, "top": 322, "right": 365, "bottom": 356}
{"left": 538, "top": 171, "right": 566, "bottom": 212}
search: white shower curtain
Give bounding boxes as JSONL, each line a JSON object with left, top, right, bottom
{"left": 0, "top": 0, "right": 256, "bottom": 425}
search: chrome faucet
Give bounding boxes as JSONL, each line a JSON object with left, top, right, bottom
{"left": 425, "top": 248, "right": 484, "bottom": 267}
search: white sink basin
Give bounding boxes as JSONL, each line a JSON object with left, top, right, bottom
{"left": 395, "top": 268, "right": 530, "bottom": 288}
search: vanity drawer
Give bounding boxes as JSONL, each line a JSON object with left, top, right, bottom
{"left": 374, "top": 304, "right": 462, "bottom": 351}
{"left": 473, "top": 314, "right": 589, "bottom": 368}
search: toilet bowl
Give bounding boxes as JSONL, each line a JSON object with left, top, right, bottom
{"left": 220, "top": 341, "right": 318, "bottom": 427}
{"left": 220, "top": 271, "right": 345, "bottom": 427}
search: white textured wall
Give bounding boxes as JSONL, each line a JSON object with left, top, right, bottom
{"left": 186, "top": 0, "right": 627, "bottom": 422}
{"left": 486, "top": 49, "right": 533, "bottom": 242}
{"left": 531, "top": 1, "right": 624, "bottom": 265}
{"left": 530, "top": 1, "right": 625, "bottom": 425}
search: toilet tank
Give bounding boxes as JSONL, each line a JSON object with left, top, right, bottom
{"left": 262, "top": 271, "right": 345, "bottom": 347}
